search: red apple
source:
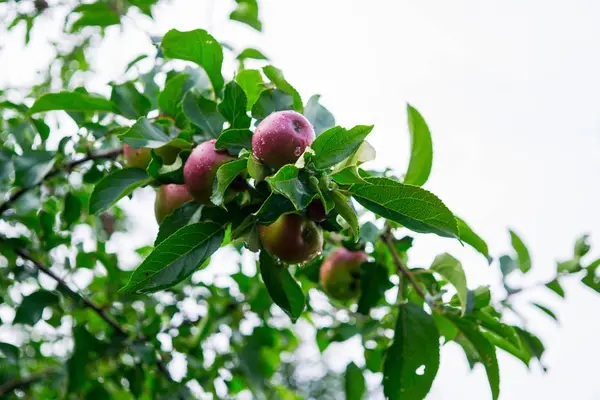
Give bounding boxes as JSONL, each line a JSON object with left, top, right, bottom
{"left": 320, "top": 248, "right": 368, "bottom": 300}
{"left": 252, "top": 110, "right": 315, "bottom": 168}
{"left": 258, "top": 213, "right": 323, "bottom": 264}
{"left": 183, "top": 139, "right": 236, "bottom": 204}
{"left": 154, "top": 184, "right": 193, "bottom": 224}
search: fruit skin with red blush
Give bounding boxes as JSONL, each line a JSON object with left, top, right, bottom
{"left": 123, "top": 145, "right": 152, "bottom": 169}
{"left": 183, "top": 139, "right": 236, "bottom": 205}
{"left": 124, "top": 145, "right": 180, "bottom": 169}
{"left": 154, "top": 184, "right": 193, "bottom": 224}
{"left": 251, "top": 110, "right": 315, "bottom": 169}
{"left": 320, "top": 247, "right": 369, "bottom": 300}
{"left": 258, "top": 213, "right": 323, "bottom": 264}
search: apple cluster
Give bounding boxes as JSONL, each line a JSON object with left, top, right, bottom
{"left": 124, "top": 110, "right": 368, "bottom": 301}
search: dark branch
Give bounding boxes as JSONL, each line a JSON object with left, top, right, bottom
{"left": 14, "top": 247, "right": 127, "bottom": 336}
{"left": 0, "top": 369, "right": 56, "bottom": 397}
{"left": 0, "top": 147, "right": 122, "bottom": 216}
{"left": 382, "top": 233, "right": 427, "bottom": 301}
{"left": 12, "top": 246, "right": 175, "bottom": 383}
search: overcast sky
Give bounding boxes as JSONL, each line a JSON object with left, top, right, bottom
{"left": 2, "top": 0, "right": 599, "bottom": 399}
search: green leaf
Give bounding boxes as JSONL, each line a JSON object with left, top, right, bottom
{"left": 89, "top": 168, "right": 151, "bottom": 214}
{"left": 120, "top": 222, "right": 225, "bottom": 293}
{"left": 251, "top": 88, "right": 294, "bottom": 122}
{"left": 13, "top": 290, "right": 59, "bottom": 326}
{"left": 0, "top": 342, "right": 19, "bottom": 363}
{"left": 247, "top": 153, "right": 269, "bottom": 182}
{"left": 0, "top": 149, "right": 14, "bottom": 181}
{"left": 499, "top": 255, "right": 517, "bottom": 277}
{"left": 266, "top": 165, "right": 317, "bottom": 210}
{"left": 331, "top": 191, "right": 359, "bottom": 240}
{"left": 230, "top": 0, "right": 262, "bottom": 31}
{"left": 582, "top": 259, "right": 600, "bottom": 293}
{"left": 155, "top": 202, "right": 202, "bottom": 245}
{"left": 311, "top": 125, "right": 374, "bottom": 170}
{"left": 161, "top": 29, "right": 224, "bottom": 94}
{"left": 467, "top": 286, "right": 491, "bottom": 312}
{"left": 509, "top": 229, "right": 532, "bottom": 273}
{"left": 13, "top": 150, "right": 55, "bottom": 188}
{"left": 545, "top": 279, "right": 565, "bottom": 298}
{"left": 146, "top": 150, "right": 188, "bottom": 184}
{"left": 404, "top": 104, "right": 433, "bottom": 186}
{"left": 432, "top": 312, "right": 459, "bottom": 342}
{"left": 453, "top": 319, "right": 500, "bottom": 400}
{"left": 574, "top": 234, "right": 591, "bottom": 258}
{"left": 383, "top": 303, "right": 440, "bottom": 400}
{"left": 430, "top": 253, "right": 468, "bottom": 312}
{"left": 359, "top": 221, "right": 380, "bottom": 245}
{"left": 125, "top": 54, "right": 148, "bottom": 72}
{"left": 71, "top": 2, "right": 120, "bottom": 30}
{"left": 348, "top": 177, "right": 459, "bottom": 238}
{"left": 215, "top": 129, "right": 253, "bottom": 155}
{"left": 304, "top": 95, "right": 335, "bottom": 136}
{"left": 357, "top": 262, "right": 392, "bottom": 315}
{"left": 218, "top": 81, "right": 251, "bottom": 129}
{"left": 258, "top": 250, "right": 305, "bottom": 322}
{"left": 254, "top": 194, "right": 295, "bottom": 225}
{"left": 67, "top": 325, "right": 102, "bottom": 393}
{"left": 236, "top": 69, "right": 265, "bottom": 111}
{"left": 63, "top": 192, "right": 82, "bottom": 227}
{"left": 111, "top": 82, "right": 151, "bottom": 119}
{"left": 119, "top": 117, "right": 171, "bottom": 148}
{"left": 457, "top": 217, "right": 492, "bottom": 263}
{"left": 557, "top": 258, "right": 581, "bottom": 274}
{"left": 31, "top": 118, "right": 50, "bottom": 141}
{"left": 482, "top": 330, "right": 531, "bottom": 367}
{"left": 345, "top": 362, "right": 366, "bottom": 400}
{"left": 125, "top": 365, "right": 144, "bottom": 398}
{"left": 182, "top": 90, "right": 225, "bottom": 138}
{"left": 158, "top": 73, "right": 189, "bottom": 117}
{"left": 29, "top": 91, "right": 118, "bottom": 114}
{"left": 331, "top": 167, "right": 365, "bottom": 185}
{"left": 263, "top": 65, "right": 302, "bottom": 112}
{"left": 514, "top": 327, "right": 545, "bottom": 365}
{"left": 469, "top": 310, "right": 520, "bottom": 348}
{"left": 211, "top": 159, "right": 247, "bottom": 206}
{"left": 532, "top": 303, "right": 558, "bottom": 322}
{"left": 332, "top": 141, "right": 376, "bottom": 174}
{"left": 237, "top": 48, "right": 268, "bottom": 62}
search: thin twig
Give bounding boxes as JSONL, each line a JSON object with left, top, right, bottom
{"left": 0, "top": 147, "right": 123, "bottom": 216}
{"left": 381, "top": 233, "right": 427, "bottom": 301}
{"left": 15, "top": 247, "right": 127, "bottom": 336}
{"left": 0, "top": 369, "right": 57, "bottom": 397}
{"left": 12, "top": 246, "right": 175, "bottom": 383}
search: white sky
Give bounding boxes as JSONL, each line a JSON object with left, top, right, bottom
{"left": 1, "top": 0, "right": 600, "bottom": 399}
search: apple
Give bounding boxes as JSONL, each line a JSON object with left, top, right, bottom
{"left": 258, "top": 213, "right": 323, "bottom": 264}
{"left": 319, "top": 247, "right": 368, "bottom": 300}
{"left": 183, "top": 139, "right": 236, "bottom": 204}
{"left": 154, "top": 184, "right": 193, "bottom": 223}
{"left": 123, "top": 145, "right": 179, "bottom": 169}
{"left": 252, "top": 110, "right": 315, "bottom": 168}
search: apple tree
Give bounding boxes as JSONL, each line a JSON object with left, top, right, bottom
{"left": 0, "top": 0, "right": 598, "bottom": 399}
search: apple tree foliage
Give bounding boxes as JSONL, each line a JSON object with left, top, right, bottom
{"left": 0, "top": 0, "right": 598, "bottom": 399}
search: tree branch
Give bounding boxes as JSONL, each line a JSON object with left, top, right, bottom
{"left": 381, "top": 233, "right": 427, "bottom": 301}
{"left": 14, "top": 247, "right": 128, "bottom": 336}
{"left": 0, "top": 369, "right": 57, "bottom": 397}
{"left": 11, "top": 246, "right": 175, "bottom": 383}
{"left": 0, "top": 147, "right": 122, "bottom": 216}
